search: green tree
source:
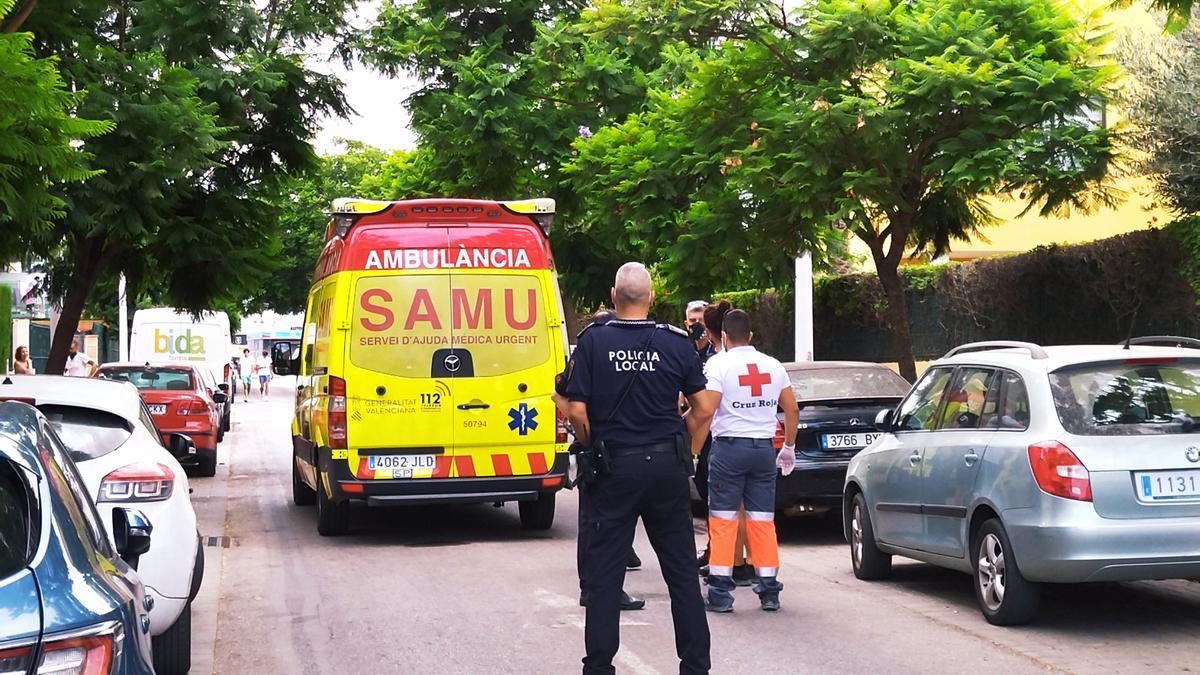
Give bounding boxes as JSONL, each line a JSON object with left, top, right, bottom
{"left": 1120, "top": 15, "right": 1200, "bottom": 214}
{"left": 0, "top": 0, "right": 353, "bottom": 372}
{"left": 569, "top": 0, "right": 1119, "bottom": 380}
{"left": 0, "top": 0, "right": 109, "bottom": 229}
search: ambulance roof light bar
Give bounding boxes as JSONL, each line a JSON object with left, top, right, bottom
{"left": 327, "top": 197, "right": 557, "bottom": 237}
{"left": 501, "top": 198, "right": 556, "bottom": 236}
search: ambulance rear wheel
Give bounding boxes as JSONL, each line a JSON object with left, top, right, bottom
{"left": 519, "top": 492, "right": 556, "bottom": 530}
{"left": 316, "top": 475, "right": 350, "bottom": 536}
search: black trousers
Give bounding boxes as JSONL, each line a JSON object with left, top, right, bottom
{"left": 581, "top": 447, "right": 710, "bottom": 674}
{"left": 692, "top": 433, "right": 713, "bottom": 505}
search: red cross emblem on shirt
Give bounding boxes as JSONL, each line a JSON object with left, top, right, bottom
{"left": 738, "top": 363, "right": 772, "bottom": 397}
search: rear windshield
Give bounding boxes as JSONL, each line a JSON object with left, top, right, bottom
{"left": 349, "top": 273, "right": 551, "bottom": 378}
{"left": 789, "top": 367, "right": 911, "bottom": 400}
{"left": 99, "top": 367, "right": 194, "bottom": 391}
{"left": 1051, "top": 360, "right": 1200, "bottom": 435}
{"left": 39, "top": 404, "right": 133, "bottom": 461}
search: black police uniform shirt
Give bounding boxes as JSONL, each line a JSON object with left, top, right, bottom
{"left": 564, "top": 318, "right": 706, "bottom": 447}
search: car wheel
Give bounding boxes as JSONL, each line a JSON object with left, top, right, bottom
{"left": 292, "top": 458, "right": 316, "bottom": 507}
{"left": 196, "top": 449, "right": 217, "bottom": 477}
{"left": 316, "top": 472, "right": 350, "bottom": 536}
{"left": 151, "top": 600, "right": 191, "bottom": 675}
{"left": 973, "top": 518, "right": 1040, "bottom": 625}
{"left": 518, "top": 492, "right": 555, "bottom": 530}
{"left": 849, "top": 492, "right": 892, "bottom": 580}
{"left": 216, "top": 423, "right": 225, "bottom": 443}
{"left": 222, "top": 410, "right": 231, "bottom": 433}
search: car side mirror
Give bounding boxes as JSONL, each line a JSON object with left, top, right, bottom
{"left": 167, "top": 433, "right": 196, "bottom": 459}
{"left": 217, "top": 383, "right": 230, "bottom": 393}
{"left": 272, "top": 341, "right": 300, "bottom": 376}
{"left": 874, "top": 409, "right": 895, "bottom": 432}
{"left": 211, "top": 391, "right": 228, "bottom": 404}
{"left": 112, "top": 508, "right": 152, "bottom": 569}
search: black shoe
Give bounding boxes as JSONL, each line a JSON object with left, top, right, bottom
{"left": 627, "top": 550, "right": 642, "bottom": 570}
{"left": 704, "top": 598, "right": 734, "bottom": 613}
{"left": 620, "top": 591, "right": 645, "bottom": 611}
{"left": 760, "top": 593, "right": 781, "bottom": 612}
{"left": 733, "top": 564, "right": 757, "bottom": 587}
{"left": 579, "top": 592, "right": 645, "bottom": 611}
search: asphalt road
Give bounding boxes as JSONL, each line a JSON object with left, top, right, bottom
{"left": 188, "top": 378, "right": 1200, "bottom": 674}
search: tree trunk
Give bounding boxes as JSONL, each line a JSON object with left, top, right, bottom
{"left": 45, "top": 239, "right": 109, "bottom": 374}
{"left": 562, "top": 295, "right": 583, "bottom": 345}
{"left": 0, "top": 0, "right": 37, "bottom": 32}
{"left": 877, "top": 260, "right": 918, "bottom": 382}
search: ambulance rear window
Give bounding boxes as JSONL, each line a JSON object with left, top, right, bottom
{"left": 349, "top": 274, "right": 551, "bottom": 378}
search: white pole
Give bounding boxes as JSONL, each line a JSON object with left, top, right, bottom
{"left": 118, "top": 274, "right": 128, "bottom": 362}
{"left": 794, "top": 252, "right": 814, "bottom": 361}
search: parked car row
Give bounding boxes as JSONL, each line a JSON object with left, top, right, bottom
{"left": 0, "top": 364, "right": 234, "bottom": 673}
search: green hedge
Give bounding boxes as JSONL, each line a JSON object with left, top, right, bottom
{"left": 668, "top": 222, "right": 1200, "bottom": 362}
{"left": 0, "top": 287, "right": 10, "bottom": 373}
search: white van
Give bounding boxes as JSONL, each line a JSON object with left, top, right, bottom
{"left": 130, "top": 308, "right": 234, "bottom": 432}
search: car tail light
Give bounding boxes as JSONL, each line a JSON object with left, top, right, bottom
{"left": 328, "top": 376, "right": 347, "bottom": 449}
{"left": 31, "top": 621, "right": 121, "bottom": 675}
{"left": 99, "top": 462, "right": 175, "bottom": 503}
{"left": 1028, "top": 441, "right": 1092, "bottom": 502}
{"left": 179, "top": 398, "right": 210, "bottom": 415}
{"left": 772, "top": 419, "right": 785, "bottom": 450}
{"left": 555, "top": 406, "right": 568, "bottom": 444}
{"left": 0, "top": 644, "right": 35, "bottom": 675}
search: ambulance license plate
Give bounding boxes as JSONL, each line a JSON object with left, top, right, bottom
{"left": 367, "top": 454, "right": 436, "bottom": 479}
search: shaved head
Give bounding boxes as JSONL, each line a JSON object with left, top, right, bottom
{"left": 611, "top": 262, "right": 653, "bottom": 315}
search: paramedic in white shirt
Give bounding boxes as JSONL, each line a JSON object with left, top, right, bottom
{"left": 689, "top": 309, "right": 799, "bottom": 613}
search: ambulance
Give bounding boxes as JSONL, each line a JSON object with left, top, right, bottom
{"left": 277, "top": 197, "right": 571, "bottom": 536}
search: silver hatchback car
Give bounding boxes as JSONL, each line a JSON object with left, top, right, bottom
{"left": 844, "top": 339, "right": 1200, "bottom": 625}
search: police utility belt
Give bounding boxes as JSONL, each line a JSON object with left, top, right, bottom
{"left": 567, "top": 328, "right": 692, "bottom": 488}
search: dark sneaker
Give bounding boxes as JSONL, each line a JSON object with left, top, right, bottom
{"left": 733, "top": 564, "right": 757, "bottom": 587}
{"left": 760, "top": 593, "right": 781, "bottom": 612}
{"left": 704, "top": 598, "right": 734, "bottom": 613}
{"left": 620, "top": 592, "right": 645, "bottom": 611}
{"left": 627, "top": 549, "right": 642, "bottom": 570}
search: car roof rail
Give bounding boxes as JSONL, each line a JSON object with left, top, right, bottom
{"left": 1122, "top": 336, "right": 1200, "bottom": 349}
{"left": 943, "top": 341, "right": 1048, "bottom": 360}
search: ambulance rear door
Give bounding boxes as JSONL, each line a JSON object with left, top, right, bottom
{"left": 343, "top": 230, "right": 456, "bottom": 481}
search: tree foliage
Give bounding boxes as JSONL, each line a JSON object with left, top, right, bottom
{"left": 0, "top": 0, "right": 353, "bottom": 371}
{"left": 568, "top": 0, "right": 1119, "bottom": 379}
{"left": 0, "top": 0, "right": 109, "bottom": 229}
{"left": 1120, "top": 14, "right": 1200, "bottom": 214}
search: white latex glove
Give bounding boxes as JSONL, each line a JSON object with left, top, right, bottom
{"left": 776, "top": 443, "right": 796, "bottom": 477}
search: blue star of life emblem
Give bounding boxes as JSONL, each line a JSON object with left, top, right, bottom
{"left": 508, "top": 403, "right": 538, "bottom": 436}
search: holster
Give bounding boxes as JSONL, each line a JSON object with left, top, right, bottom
{"left": 675, "top": 433, "right": 695, "bottom": 477}
{"left": 569, "top": 439, "right": 612, "bottom": 488}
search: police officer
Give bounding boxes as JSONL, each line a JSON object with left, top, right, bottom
{"left": 565, "top": 263, "right": 711, "bottom": 675}
{"left": 553, "top": 309, "right": 645, "bottom": 612}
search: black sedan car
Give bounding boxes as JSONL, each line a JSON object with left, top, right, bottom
{"left": 774, "top": 361, "right": 911, "bottom": 515}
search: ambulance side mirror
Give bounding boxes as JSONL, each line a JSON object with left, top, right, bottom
{"left": 272, "top": 341, "right": 300, "bottom": 376}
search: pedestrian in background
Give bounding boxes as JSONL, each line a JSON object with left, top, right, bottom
{"left": 565, "top": 262, "right": 711, "bottom": 674}
{"left": 12, "top": 346, "right": 34, "bottom": 375}
{"left": 554, "top": 308, "right": 646, "bottom": 612}
{"left": 690, "top": 309, "right": 799, "bottom": 612}
{"left": 240, "top": 348, "right": 253, "bottom": 401}
{"left": 256, "top": 349, "right": 272, "bottom": 398}
{"left": 63, "top": 339, "right": 96, "bottom": 377}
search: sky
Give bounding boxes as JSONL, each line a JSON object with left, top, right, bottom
{"left": 311, "top": 2, "right": 420, "bottom": 155}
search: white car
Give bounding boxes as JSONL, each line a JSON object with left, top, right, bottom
{"left": 0, "top": 375, "right": 202, "bottom": 674}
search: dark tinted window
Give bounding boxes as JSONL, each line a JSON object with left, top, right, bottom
{"left": 38, "top": 404, "right": 132, "bottom": 462}
{"left": 98, "top": 366, "right": 194, "bottom": 391}
{"left": 980, "top": 371, "right": 1031, "bottom": 430}
{"left": 1052, "top": 360, "right": 1200, "bottom": 435}
{"left": 0, "top": 460, "right": 32, "bottom": 579}
{"left": 39, "top": 421, "right": 113, "bottom": 557}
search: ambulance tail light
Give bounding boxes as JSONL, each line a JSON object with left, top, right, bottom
{"left": 328, "top": 376, "right": 348, "bottom": 449}
{"left": 556, "top": 406, "right": 569, "bottom": 444}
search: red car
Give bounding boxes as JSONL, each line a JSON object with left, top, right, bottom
{"left": 95, "top": 362, "right": 224, "bottom": 476}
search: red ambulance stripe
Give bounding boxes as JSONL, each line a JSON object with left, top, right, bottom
{"left": 432, "top": 455, "right": 452, "bottom": 478}
{"left": 528, "top": 452, "right": 548, "bottom": 475}
{"left": 453, "top": 456, "right": 476, "bottom": 477}
{"left": 492, "top": 455, "right": 512, "bottom": 476}
{"left": 356, "top": 457, "right": 374, "bottom": 480}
